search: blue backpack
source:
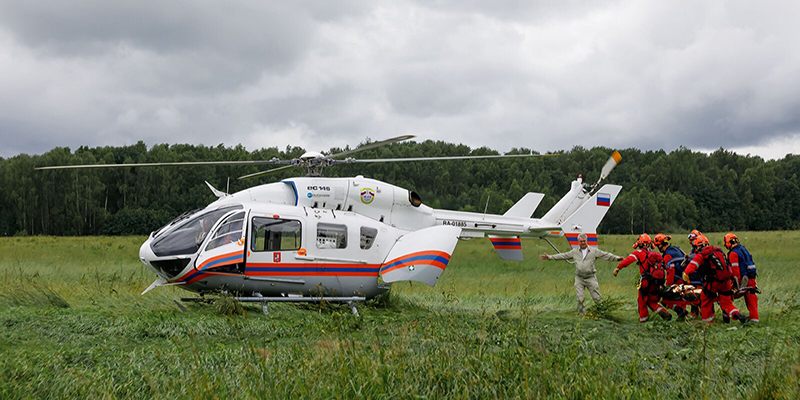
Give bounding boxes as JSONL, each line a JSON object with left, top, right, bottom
{"left": 729, "top": 244, "right": 757, "bottom": 278}
{"left": 664, "top": 245, "right": 686, "bottom": 282}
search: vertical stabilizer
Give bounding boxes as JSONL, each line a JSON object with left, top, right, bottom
{"left": 559, "top": 184, "right": 622, "bottom": 248}
{"left": 542, "top": 177, "right": 588, "bottom": 225}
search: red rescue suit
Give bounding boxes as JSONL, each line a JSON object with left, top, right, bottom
{"left": 684, "top": 246, "right": 743, "bottom": 323}
{"left": 618, "top": 249, "right": 666, "bottom": 322}
{"left": 729, "top": 246, "right": 759, "bottom": 322}
{"left": 660, "top": 245, "right": 693, "bottom": 313}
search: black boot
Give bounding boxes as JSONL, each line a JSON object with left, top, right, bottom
{"left": 675, "top": 307, "right": 688, "bottom": 321}
{"left": 734, "top": 313, "right": 748, "bottom": 325}
{"left": 691, "top": 305, "right": 700, "bottom": 318}
{"left": 723, "top": 315, "right": 731, "bottom": 323}
{"left": 658, "top": 310, "right": 672, "bottom": 321}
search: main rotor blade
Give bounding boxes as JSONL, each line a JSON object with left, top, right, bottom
{"left": 326, "top": 135, "right": 415, "bottom": 159}
{"left": 237, "top": 164, "right": 296, "bottom": 180}
{"left": 35, "top": 160, "right": 287, "bottom": 170}
{"left": 339, "top": 153, "right": 559, "bottom": 163}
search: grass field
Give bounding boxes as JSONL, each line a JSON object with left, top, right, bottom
{"left": 1, "top": 232, "right": 800, "bottom": 399}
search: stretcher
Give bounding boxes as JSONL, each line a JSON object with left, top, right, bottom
{"left": 659, "top": 284, "right": 762, "bottom": 302}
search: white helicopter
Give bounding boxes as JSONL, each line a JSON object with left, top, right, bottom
{"left": 38, "top": 136, "right": 622, "bottom": 315}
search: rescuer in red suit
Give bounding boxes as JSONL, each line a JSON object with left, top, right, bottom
{"left": 613, "top": 234, "right": 672, "bottom": 322}
{"left": 653, "top": 233, "right": 690, "bottom": 320}
{"left": 682, "top": 234, "right": 748, "bottom": 324}
{"left": 725, "top": 233, "right": 759, "bottom": 322}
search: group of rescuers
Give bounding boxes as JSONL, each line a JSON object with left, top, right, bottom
{"left": 540, "top": 231, "right": 759, "bottom": 324}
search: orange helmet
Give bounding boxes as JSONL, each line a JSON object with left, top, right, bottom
{"left": 724, "top": 232, "right": 739, "bottom": 249}
{"left": 633, "top": 233, "right": 653, "bottom": 249}
{"left": 653, "top": 233, "right": 671, "bottom": 247}
{"left": 692, "top": 234, "right": 709, "bottom": 248}
{"left": 688, "top": 229, "right": 701, "bottom": 243}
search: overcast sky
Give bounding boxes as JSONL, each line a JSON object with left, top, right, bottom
{"left": 1, "top": 1, "right": 799, "bottom": 160}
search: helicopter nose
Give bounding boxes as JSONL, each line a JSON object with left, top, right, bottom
{"left": 139, "top": 237, "right": 194, "bottom": 280}
{"left": 139, "top": 238, "right": 160, "bottom": 275}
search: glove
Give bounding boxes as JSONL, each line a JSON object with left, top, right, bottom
{"left": 613, "top": 268, "right": 619, "bottom": 277}
{"left": 682, "top": 272, "right": 690, "bottom": 283}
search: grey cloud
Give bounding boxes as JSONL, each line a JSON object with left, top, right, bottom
{"left": 386, "top": 69, "right": 497, "bottom": 118}
{"left": 1, "top": 1, "right": 799, "bottom": 160}
{"left": 0, "top": 2, "right": 307, "bottom": 55}
{"left": 0, "top": 1, "right": 325, "bottom": 94}
{"left": 413, "top": 0, "right": 618, "bottom": 23}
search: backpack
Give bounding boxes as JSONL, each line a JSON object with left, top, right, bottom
{"left": 729, "top": 244, "right": 757, "bottom": 278}
{"left": 664, "top": 245, "right": 686, "bottom": 277}
{"left": 641, "top": 250, "right": 666, "bottom": 280}
{"left": 700, "top": 246, "right": 733, "bottom": 281}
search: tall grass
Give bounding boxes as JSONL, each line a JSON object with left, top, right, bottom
{"left": 1, "top": 233, "right": 799, "bottom": 398}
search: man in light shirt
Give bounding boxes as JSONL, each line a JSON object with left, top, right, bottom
{"left": 540, "top": 233, "right": 623, "bottom": 314}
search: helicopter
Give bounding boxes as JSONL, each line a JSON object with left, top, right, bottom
{"left": 37, "top": 136, "right": 623, "bottom": 315}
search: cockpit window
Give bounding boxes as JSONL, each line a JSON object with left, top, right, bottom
{"left": 152, "top": 208, "right": 202, "bottom": 238}
{"left": 150, "top": 205, "right": 242, "bottom": 257}
{"left": 205, "top": 211, "right": 245, "bottom": 251}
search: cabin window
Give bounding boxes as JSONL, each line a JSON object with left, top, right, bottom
{"left": 360, "top": 227, "right": 377, "bottom": 250}
{"left": 317, "top": 223, "right": 347, "bottom": 249}
{"left": 251, "top": 217, "right": 302, "bottom": 252}
{"left": 205, "top": 211, "right": 245, "bottom": 251}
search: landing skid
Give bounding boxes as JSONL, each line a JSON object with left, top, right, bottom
{"left": 180, "top": 295, "right": 366, "bottom": 316}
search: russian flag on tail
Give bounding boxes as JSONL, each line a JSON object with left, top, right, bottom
{"left": 597, "top": 193, "right": 611, "bottom": 207}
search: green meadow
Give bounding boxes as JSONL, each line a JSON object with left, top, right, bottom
{"left": 1, "top": 232, "right": 800, "bottom": 399}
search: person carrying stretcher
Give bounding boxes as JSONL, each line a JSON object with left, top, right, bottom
{"left": 725, "top": 233, "right": 760, "bottom": 322}
{"left": 653, "top": 233, "right": 690, "bottom": 320}
{"left": 614, "top": 234, "right": 673, "bottom": 322}
{"left": 682, "top": 234, "right": 748, "bottom": 324}
{"left": 681, "top": 230, "right": 705, "bottom": 317}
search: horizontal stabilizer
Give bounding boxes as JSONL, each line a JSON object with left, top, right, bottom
{"left": 504, "top": 193, "right": 544, "bottom": 218}
{"left": 488, "top": 236, "right": 523, "bottom": 261}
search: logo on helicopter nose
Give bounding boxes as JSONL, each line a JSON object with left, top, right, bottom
{"left": 360, "top": 188, "right": 375, "bottom": 204}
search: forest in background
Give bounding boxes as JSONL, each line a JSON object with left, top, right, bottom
{"left": 1, "top": 140, "right": 798, "bottom": 236}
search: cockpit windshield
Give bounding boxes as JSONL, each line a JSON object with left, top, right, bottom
{"left": 152, "top": 208, "right": 202, "bottom": 238}
{"left": 151, "top": 205, "right": 243, "bottom": 257}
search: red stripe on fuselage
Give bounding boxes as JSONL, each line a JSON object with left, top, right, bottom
{"left": 197, "top": 250, "right": 244, "bottom": 270}
{"left": 382, "top": 250, "right": 451, "bottom": 267}
{"left": 245, "top": 262, "right": 381, "bottom": 277}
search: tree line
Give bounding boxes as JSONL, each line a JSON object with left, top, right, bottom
{"left": 1, "top": 140, "right": 798, "bottom": 236}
